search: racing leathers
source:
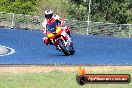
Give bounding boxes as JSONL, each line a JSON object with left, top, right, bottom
{"left": 42, "top": 15, "right": 71, "bottom": 45}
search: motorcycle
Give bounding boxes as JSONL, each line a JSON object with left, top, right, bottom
{"left": 46, "top": 20, "right": 75, "bottom": 56}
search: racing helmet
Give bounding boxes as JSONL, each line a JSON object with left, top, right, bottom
{"left": 45, "top": 10, "right": 53, "bottom": 19}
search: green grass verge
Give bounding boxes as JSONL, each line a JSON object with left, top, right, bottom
{"left": 0, "top": 70, "right": 131, "bottom": 88}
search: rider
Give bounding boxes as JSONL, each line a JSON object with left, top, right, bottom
{"left": 42, "top": 10, "right": 71, "bottom": 45}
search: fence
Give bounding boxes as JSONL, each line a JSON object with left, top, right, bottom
{"left": 0, "top": 12, "right": 43, "bottom": 30}
{"left": 64, "top": 20, "right": 132, "bottom": 38}
{"left": 0, "top": 12, "right": 132, "bottom": 38}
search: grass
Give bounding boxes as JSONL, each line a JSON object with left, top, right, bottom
{"left": 0, "top": 70, "right": 131, "bottom": 88}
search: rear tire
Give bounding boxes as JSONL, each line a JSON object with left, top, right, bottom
{"left": 70, "top": 49, "right": 75, "bottom": 55}
{"left": 69, "top": 43, "right": 75, "bottom": 55}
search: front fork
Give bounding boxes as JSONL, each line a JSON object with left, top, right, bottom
{"left": 64, "top": 33, "right": 72, "bottom": 47}
{"left": 53, "top": 31, "right": 72, "bottom": 51}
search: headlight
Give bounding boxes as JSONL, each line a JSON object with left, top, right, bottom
{"left": 47, "top": 33, "right": 54, "bottom": 38}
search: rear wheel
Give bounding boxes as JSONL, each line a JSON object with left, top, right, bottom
{"left": 69, "top": 43, "right": 75, "bottom": 55}
{"left": 70, "top": 49, "right": 75, "bottom": 55}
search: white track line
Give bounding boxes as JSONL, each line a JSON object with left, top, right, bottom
{"left": 0, "top": 45, "right": 15, "bottom": 56}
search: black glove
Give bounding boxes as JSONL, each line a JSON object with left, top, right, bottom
{"left": 55, "top": 19, "right": 61, "bottom": 25}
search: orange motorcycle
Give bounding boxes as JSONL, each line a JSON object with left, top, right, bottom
{"left": 46, "top": 20, "right": 75, "bottom": 56}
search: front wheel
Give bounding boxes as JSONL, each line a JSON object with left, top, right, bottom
{"left": 57, "top": 40, "right": 70, "bottom": 56}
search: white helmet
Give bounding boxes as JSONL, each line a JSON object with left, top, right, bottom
{"left": 45, "top": 10, "right": 53, "bottom": 19}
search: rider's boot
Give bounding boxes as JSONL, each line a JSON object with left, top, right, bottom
{"left": 62, "top": 26, "right": 71, "bottom": 36}
{"left": 43, "top": 37, "right": 54, "bottom": 45}
{"left": 43, "top": 37, "right": 49, "bottom": 45}
{"left": 65, "top": 27, "right": 71, "bottom": 36}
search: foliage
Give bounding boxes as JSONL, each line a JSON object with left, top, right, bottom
{"left": 0, "top": 0, "right": 38, "bottom": 15}
{"left": 0, "top": 0, "right": 132, "bottom": 24}
{"left": 36, "top": 0, "right": 68, "bottom": 17}
{"left": 69, "top": 0, "right": 132, "bottom": 23}
{"left": 90, "top": 0, "right": 131, "bottom": 24}
{"left": 66, "top": 3, "right": 87, "bottom": 20}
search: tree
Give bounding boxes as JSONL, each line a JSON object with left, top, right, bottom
{"left": 90, "top": 0, "right": 131, "bottom": 23}
{"left": 0, "top": 0, "right": 37, "bottom": 15}
{"left": 0, "top": 0, "right": 132, "bottom": 23}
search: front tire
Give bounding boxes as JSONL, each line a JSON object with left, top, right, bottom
{"left": 57, "top": 40, "right": 70, "bottom": 56}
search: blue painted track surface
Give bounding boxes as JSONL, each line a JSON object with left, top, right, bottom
{"left": 0, "top": 28, "right": 132, "bottom": 65}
